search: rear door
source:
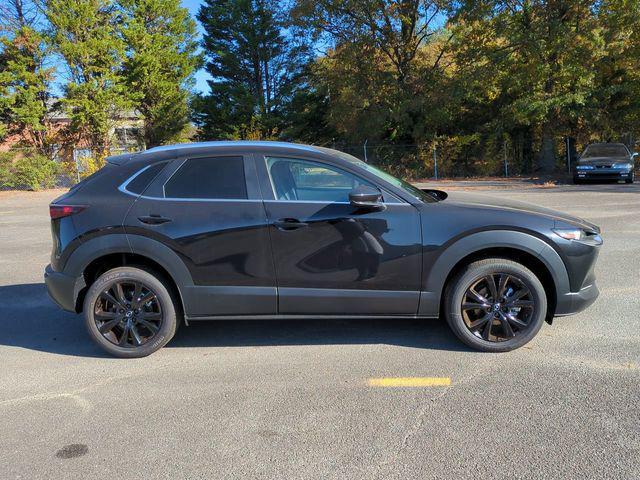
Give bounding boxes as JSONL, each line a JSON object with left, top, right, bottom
{"left": 255, "top": 154, "right": 422, "bottom": 315}
{"left": 123, "top": 153, "right": 276, "bottom": 317}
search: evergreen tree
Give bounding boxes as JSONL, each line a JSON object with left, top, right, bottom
{"left": 196, "top": 0, "right": 309, "bottom": 139}
{"left": 0, "top": 0, "right": 56, "bottom": 157}
{"left": 120, "top": 0, "right": 200, "bottom": 148}
{"left": 46, "top": 0, "right": 133, "bottom": 161}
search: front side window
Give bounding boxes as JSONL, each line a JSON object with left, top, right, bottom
{"left": 266, "top": 157, "right": 375, "bottom": 202}
{"left": 164, "top": 156, "right": 247, "bottom": 199}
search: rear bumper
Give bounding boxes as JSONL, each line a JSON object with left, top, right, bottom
{"left": 555, "top": 282, "right": 599, "bottom": 316}
{"left": 44, "top": 264, "right": 84, "bottom": 312}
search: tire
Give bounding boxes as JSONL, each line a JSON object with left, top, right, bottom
{"left": 573, "top": 177, "right": 582, "bottom": 184}
{"left": 444, "top": 258, "right": 547, "bottom": 352}
{"left": 83, "top": 267, "right": 178, "bottom": 358}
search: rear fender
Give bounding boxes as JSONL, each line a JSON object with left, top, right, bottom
{"left": 64, "top": 233, "right": 193, "bottom": 312}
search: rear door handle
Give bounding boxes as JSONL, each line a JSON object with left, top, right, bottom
{"left": 138, "top": 215, "right": 172, "bottom": 225}
{"left": 274, "top": 218, "right": 309, "bottom": 231}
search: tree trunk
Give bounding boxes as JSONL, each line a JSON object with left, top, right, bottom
{"left": 537, "top": 125, "right": 557, "bottom": 173}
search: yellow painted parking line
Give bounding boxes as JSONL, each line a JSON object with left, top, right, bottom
{"left": 368, "top": 377, "right": 452, "bottom": 387}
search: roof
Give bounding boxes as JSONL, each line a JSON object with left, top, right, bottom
{"left": 586, "top": 142, "right": 627, "bottom": 147}
{"left": 143, "top": 141, "right": 322, "bottom": 155}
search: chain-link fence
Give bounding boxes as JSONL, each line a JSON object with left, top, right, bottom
{"left": 329, "top": 139, "right": 553, "bottom": 180}
{"left": 328, "top": 133, "right": 638, "bottom": 180}
{"left": 2, "top": 134, "right": 638, "bottom": 190}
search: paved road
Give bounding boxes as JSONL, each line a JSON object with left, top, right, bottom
{"left": 1, "top": 184, "right": 639, "bottom": 479}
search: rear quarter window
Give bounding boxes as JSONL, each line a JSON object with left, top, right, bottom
{"left": 126, "top": 162, "right": 168, "bottom": 194}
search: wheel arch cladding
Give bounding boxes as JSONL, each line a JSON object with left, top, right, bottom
{"left": 420, "top": 230, "right": 569, "bottom": 318}
{"left": 67, "top": 234, "right": 192, "bottom": 313}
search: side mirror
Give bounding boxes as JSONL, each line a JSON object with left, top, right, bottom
{"left": 349, "top": 185, "right": 383, "bottom": 210}
{"left": 632, "top": 152, "right": 638, "bottom": 159}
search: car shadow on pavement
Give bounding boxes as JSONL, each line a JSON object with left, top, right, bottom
{"left": 169, "top": 317, "right": 470, "bottom": 352}
{"left": 0, "top": 283, "right": 110, "bottom": 358}
{"left": 0, "top": 283, "right": 471, "bottom": 357}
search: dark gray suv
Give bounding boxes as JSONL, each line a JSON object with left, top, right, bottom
{"left": 45, "top": 142, "right": 602, "bottom": 357}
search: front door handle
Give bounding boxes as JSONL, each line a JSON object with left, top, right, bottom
{"left": 274, "top": 218, "right": 309, "bottom": 231}
{"left": 138, "top": 215, "right": 172, "bottom": 225}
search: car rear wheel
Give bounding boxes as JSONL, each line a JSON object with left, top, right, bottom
{"left": 83, "top": 267, "right": 178, "bottom": 358}
{"left": 444, "top": 258, "right": 547, "bottom": 352}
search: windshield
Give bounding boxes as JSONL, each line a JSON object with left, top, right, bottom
{"left": 582, "top": 144, "right": 629, "bottom": 158}
{"left": 318, "top": 147, "right": 438, "bottom": 203}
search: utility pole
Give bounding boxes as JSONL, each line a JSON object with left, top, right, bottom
{"left": 504, "top": 140, "right": 508, "bottom": 177}
{"left": 433, "top": 139, "right": 438, "bottom": 180}
{"left": 363, "top": 139, "right": 368, "bottom": 163}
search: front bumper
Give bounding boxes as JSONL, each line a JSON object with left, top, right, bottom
{"left": 575, "top": 169, "right": 633, "bottom": 181}
{"left": 555, "top": 282, "right": 599, "bottom": 316}
{"left": 44, "top": 264, "right": 85, "bottom": 312}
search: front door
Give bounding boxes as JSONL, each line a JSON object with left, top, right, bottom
{"left": 256, "top": 155, "right": 422, "bottom": 315}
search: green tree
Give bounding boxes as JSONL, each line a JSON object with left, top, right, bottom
{"left": 587, "top": 0, "right": 640, "bottom": 143}
{"left": 0, "top": 0, "right": 56, "bottom": 157}
{"left": 292, "top": 0, "right": 451, "bottom": 146}
{"left": 46, "top": 0, "right": 133, "bottom": 161}
{"left": 120, "top": 0, "right": 200, "bottom": 148}
{"left": 196, "top": 0, "right": 310, "bottom": 139}
{"left": 451, "top": 0, "right": 603, "bottom": 172}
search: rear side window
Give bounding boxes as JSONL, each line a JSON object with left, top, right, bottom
{"left": 127, "top": 163, "right": 167, "bottom": 194}
{"left": 164, "top": 156, "right": 247, "bottom": 199}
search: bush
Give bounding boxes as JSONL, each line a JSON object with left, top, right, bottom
{"left": 0, "top": 151, "right": 59, "bottom": 191}
{"left": 0, "top": 152, "right": 13, "bottom": 187}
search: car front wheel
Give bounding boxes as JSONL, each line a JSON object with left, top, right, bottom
{"left": 83, "top": 267, "right": 178, "bottom": 358}
{"left": 444, "top": 258, "right": 547, "bottom": 352}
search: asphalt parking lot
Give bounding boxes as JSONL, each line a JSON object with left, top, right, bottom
{"left": 1, "top": 183, "right": 639, "bottom": 479}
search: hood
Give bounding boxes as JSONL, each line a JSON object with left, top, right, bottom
{"left": 578, "top": 156, "right": 629, "bottom": 166}
{"left": 443, "top": 191, "right": 598, "bottom": 231}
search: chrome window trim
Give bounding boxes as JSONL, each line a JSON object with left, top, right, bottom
{"left": 262, "top": 199, "right": 413, "bottom": 206}
{"left": 139, "top": 195, "right": 261, "bottom": 203}
{"left": 118, "top": 164, "right": 152, "bottom": 195}
{"left": 118, "top": 159, "right": 410, "bottom": 205}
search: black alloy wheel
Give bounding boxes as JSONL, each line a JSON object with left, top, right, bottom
{"left": 84, "top": 267, "right": 178, "bottom": 358}
{"left": 445, "top": 258, "right": 547, "bottom": 352}
{"left": 461, "top": 273, "right": 535, "bottom": 342}
{"left": 94, "top": 280, "right": 163, "bottom": 347}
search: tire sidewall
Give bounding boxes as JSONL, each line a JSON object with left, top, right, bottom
{"left": 83, "top": 267, "right": 177, "bottom": 358}
{"left": 445, "top": 260, "right": 547, "bottom": 352}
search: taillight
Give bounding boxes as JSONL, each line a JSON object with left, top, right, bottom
{"left": 49, "top": 205, "right": 86, "bottom": 220}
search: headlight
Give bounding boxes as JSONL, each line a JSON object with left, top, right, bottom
{"left": 553, "top": 228, "right": 586, "bottom": 240}
{"left": 553, "top": 228, "right": 602, "bottom": 244}
{"left": 576, "top": 165, "right": 594, "bottom": 170}
{"left": 612, "top": 163, "right": 633, "bottom": 169}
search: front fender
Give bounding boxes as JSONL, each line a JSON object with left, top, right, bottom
{"left": 418, "top": 230, "right": 570, "bottom": 317}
